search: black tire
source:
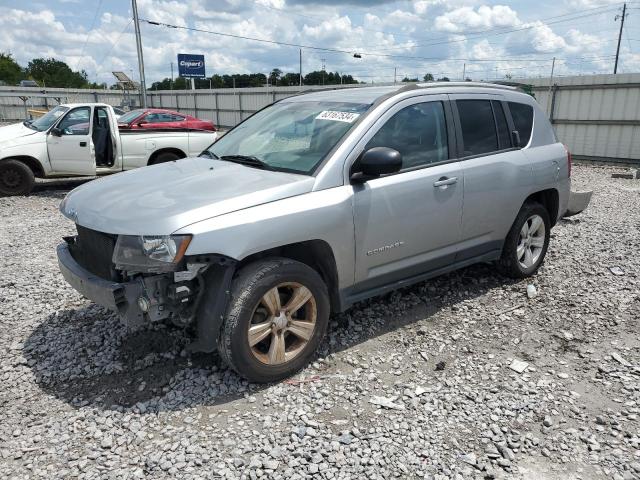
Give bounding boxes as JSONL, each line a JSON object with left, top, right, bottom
{"left": 149, "top": 151, "right": 181, "bottom": 165}
{"left": 498, "top": 202, "right": 551, "bottom": 278}
{"left": 218, "top": 258, "right": 330, "bottom": 383}
{"left": 0, "top": 159, "right": 35, "bottom": 196}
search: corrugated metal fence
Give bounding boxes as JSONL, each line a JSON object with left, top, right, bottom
{"left": 1, "top": 73, "right": 638, "bottom": 163}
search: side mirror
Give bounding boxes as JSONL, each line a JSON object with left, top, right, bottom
{"left": 511, "top": 130, "right": 521, "bottom": 148}
{"left": 351, "top": 147, "right": 402, "bottom": 182}
{"left": 50, "top": 127, "right": 63, "bottom": 137}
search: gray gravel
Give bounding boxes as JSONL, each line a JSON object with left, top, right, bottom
{"left": 1, "top": 164, "right": 639, "bottom": 479}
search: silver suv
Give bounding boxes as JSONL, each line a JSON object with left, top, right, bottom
{"left": 58, "top": 83, "right": 574, "bottom": 382}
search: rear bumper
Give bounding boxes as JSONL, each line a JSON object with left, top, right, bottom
{"left": 563, "top": 190, "right": 593, "bottom": 217}
{"left": 57, "top": 242, "right": 147, "bottom": 325}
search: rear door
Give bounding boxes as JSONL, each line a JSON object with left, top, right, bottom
{"left": 351, "top": 95, "right": 464, "bottom": 292}
{"left": 47, "top": 106, "right": 96, "bottom": 175}
{"left": 449, "top": 94, "right": 532, "bottom": 261}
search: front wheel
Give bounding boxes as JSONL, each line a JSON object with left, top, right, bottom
{"left": 218, "top": 258, "right": 330, "bottom": 383}
{"left": 498, "top": 202, "right": 550, "bottom": 278}
{"left": 0, "top": 159, "right": 35, "bottom": 196}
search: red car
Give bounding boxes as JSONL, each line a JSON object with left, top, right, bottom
{"left": 117, "top": 108, "right": 216, "bottom": 131}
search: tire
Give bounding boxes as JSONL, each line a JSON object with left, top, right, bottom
{"left": 149, "top": 151, "right": 181, "bottom": 165}
{"left": 218, "top": 258, "right": 330, "bottom": 383}
{"left": 498, "top": 202, "right": 551, "bottom": 278}
{"left": 0, "top": 159, "right": 35, "bottom": 196}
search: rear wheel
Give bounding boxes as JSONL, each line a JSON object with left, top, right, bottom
{"left": 0, "top": 159, "right": 35, "bottom": 196}
{"left": 149, "top": 151, "right": 181, "bottom": 165}
{"left": 498, "top": 202, "right": 550, "bottom": 278}
{"left": 218, "top": 258, "right": 330, "bottom": 383}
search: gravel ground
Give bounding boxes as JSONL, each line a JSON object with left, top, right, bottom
{"left": 0, "top": 164, "right": 639, "bottom": 480}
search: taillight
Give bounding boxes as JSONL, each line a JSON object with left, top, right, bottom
{"left": 564, "top": 144, "right": 572, "bottom": 177}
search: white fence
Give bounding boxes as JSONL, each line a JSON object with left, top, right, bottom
{"left": 1, "top": 73, "right": 638, "bottom": 163}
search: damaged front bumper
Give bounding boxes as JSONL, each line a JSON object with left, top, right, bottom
{"left": 56, "top": 242, "right": 172, "bottom": 326}
{"left": 57, "top": 241, "right": 237, "bottom": 353}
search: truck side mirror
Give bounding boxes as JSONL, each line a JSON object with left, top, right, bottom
{"left": 50, "top": 127, "right": 63, "bottom": 137}
{"left": 351, "top": 147, "right": 402, "bottom": 183}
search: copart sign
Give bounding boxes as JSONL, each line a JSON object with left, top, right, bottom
{"left": 177, "top": 54, "right": 206, "bottom": 78}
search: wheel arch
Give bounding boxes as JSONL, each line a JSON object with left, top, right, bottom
{"left": 238, "top": 239, "right": 341, "bottom": 314}
{"left": 0, "top": 156, "right": 45, "bottom": 178}
{"left": 523, "top": 188, "right": 559, "bottom": 227}
{"left": 147, "top": 147, "right": 186, "bottom": 165}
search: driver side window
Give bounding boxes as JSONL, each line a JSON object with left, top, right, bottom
{"left": 57, "top": 107, "right": 90, "bottom": 135}
{"left": 366, "top": 101, "right": 449, "bottom": 170}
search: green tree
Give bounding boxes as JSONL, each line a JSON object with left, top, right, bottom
{"left": 402, "top": 76, "right": 418, "bottom": 82}
{"left": 26, "top": 58, "right": 90, "bottom": 88}
{"left": 0, "top": 53, "right": 24, "bottom": 85}
{"left": 437, "top": 76, "right": 450, "bottom": 82}
{"left": 423, "top": 73, "right": 434, "bottom": 82}
{"left": 269, "top": 68, "right": 282, "bottom": 86}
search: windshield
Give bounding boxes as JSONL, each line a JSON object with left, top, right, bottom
{"left": 207, "top": 101, "right": 370, "bottom": 175}
{"left": 29, "top": 106, "right": 69, "bottom": 132}
{"left": 117, "top": 109, "right": 144, "bottom": 124}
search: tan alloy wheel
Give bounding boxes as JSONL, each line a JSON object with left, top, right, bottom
{"left": 247, "top": 282, "right": 317, "bottom": 365}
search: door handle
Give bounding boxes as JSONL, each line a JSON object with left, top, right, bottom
{"left": 433, "top": 176, "right": 458, "bottom": 187}
{"left": 79, "top": 141, "right": 87, "bottom": 147}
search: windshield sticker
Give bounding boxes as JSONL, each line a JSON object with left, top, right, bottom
{"left": 315, "top": 111, "right": 361, "bottom": 123}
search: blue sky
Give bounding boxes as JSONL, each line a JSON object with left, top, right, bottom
{"left": 0, "top": 0, "right": 637, "bottom": 85}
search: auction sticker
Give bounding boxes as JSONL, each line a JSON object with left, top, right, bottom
{"left": 315, "top": 111, "right": 361, "bottom": 123}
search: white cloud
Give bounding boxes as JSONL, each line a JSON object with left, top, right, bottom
{"left": 434, "top": 5, "right": 520, "bottom": 33}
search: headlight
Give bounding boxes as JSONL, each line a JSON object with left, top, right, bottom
{"left": 112, "top": 234, "right": 192, "bottom": 272}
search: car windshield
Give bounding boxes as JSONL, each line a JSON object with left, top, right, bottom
{"left": 28, "top": 106, "right": 69, "bottom": 131}
{"left": 207, "top": 101, "right": 370, "bottom": 175}
{"left": 117, "top": 109, "right": 144, "bottom": 124}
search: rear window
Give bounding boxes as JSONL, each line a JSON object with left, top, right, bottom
{"left": 508, "top": 102, "right": 534, "bottom": 147}
{"left": 456, "top": 99, "right": 498, "bottom": 156}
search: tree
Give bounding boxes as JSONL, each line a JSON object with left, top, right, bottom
{"left": 437, "top": 76, "right": 450, "bottom": 82}
{"left": 401, "top": 76, "right": 418, "bottom": 82}
{"left": 0, "top": 53, "right": 24, "bottom": 85}
{"left": 26, "top": 58, "right": 91, "bottom": 88}
{"left": 423, "top": 73, "right": 434, "bottom": 82}
{"left": 269, "top": 68, "right": 282, "bottom": 86}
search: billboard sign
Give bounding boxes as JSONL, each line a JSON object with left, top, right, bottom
{"left": 177, "top": 54, "right": 206, "bottom": 78}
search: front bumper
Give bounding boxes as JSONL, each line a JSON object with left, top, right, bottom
{"left": 57, "top": 242, "right": 150, "bottom": 326}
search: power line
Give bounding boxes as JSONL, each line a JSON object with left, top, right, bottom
{"left": 141, "top": 18, "right": 561, "bottom": 64}
{"left": 368, "top": 6, "right": 621, "bottom": 53}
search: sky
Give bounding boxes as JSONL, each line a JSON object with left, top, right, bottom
{"left": 0, "top": 0, "right": 638, "bottom": 86}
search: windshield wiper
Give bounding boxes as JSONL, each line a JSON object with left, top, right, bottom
{"left": 220, "top": 155, "right": 272, "bottom": 170}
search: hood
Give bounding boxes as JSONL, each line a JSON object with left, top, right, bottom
{"left": 0, "top": 122, "right": 43, "bottom": 147}
{"left": 60, "top": 157, "right": 316, "bottom": 235}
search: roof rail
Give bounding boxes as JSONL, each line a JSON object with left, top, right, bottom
{"left": 414, "top": 81, "right": 517, "bottom": 91}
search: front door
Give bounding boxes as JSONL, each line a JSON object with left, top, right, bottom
{"left": 47, "top": 106, "right": 96, "bottom": 175}
{"left": 351, "top": 96, "right": 463, "bottom": 293}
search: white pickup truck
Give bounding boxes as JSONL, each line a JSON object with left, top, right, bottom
{"left": 0, "top": 103, "right": 217, "bottom": 195}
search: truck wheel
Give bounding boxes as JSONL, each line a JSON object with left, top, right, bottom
{"left": 218, "top": 258, "right": 330, "bottom": 383}
{"left": 0, "top": 159, "right": 35, "bottom": 196}
{"left": 498, "top": 202, "right": 550, "bottom": 278}
{"left": 150, "top": 151, "right": 181, "bottom": 165}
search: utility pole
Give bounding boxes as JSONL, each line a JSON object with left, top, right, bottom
{"left": 131, "top": 0, "right": 147, "bottom": 107}
{"left": 299, "top": 49, "right": 302, "bottom": 87}
{"left": 462, "top": 63, "right": 466, "bottom": 81}
{"left": 614, "top": 3, "right": 627, "bottom": 74}
{"left": 547, "top": 57, "right": 556, "bottom": 118}
{"left": 321, "top": 58, "right": 326, "bottom": 86}
{"left": 394, "top": 67, "right": 397, "bottom": 84}
{"left": 170, "top": 62, "right": 174, "bottom": 90}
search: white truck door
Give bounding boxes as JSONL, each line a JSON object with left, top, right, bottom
{"left": 47, "top": 106, "right": 96, "bottom": 175}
